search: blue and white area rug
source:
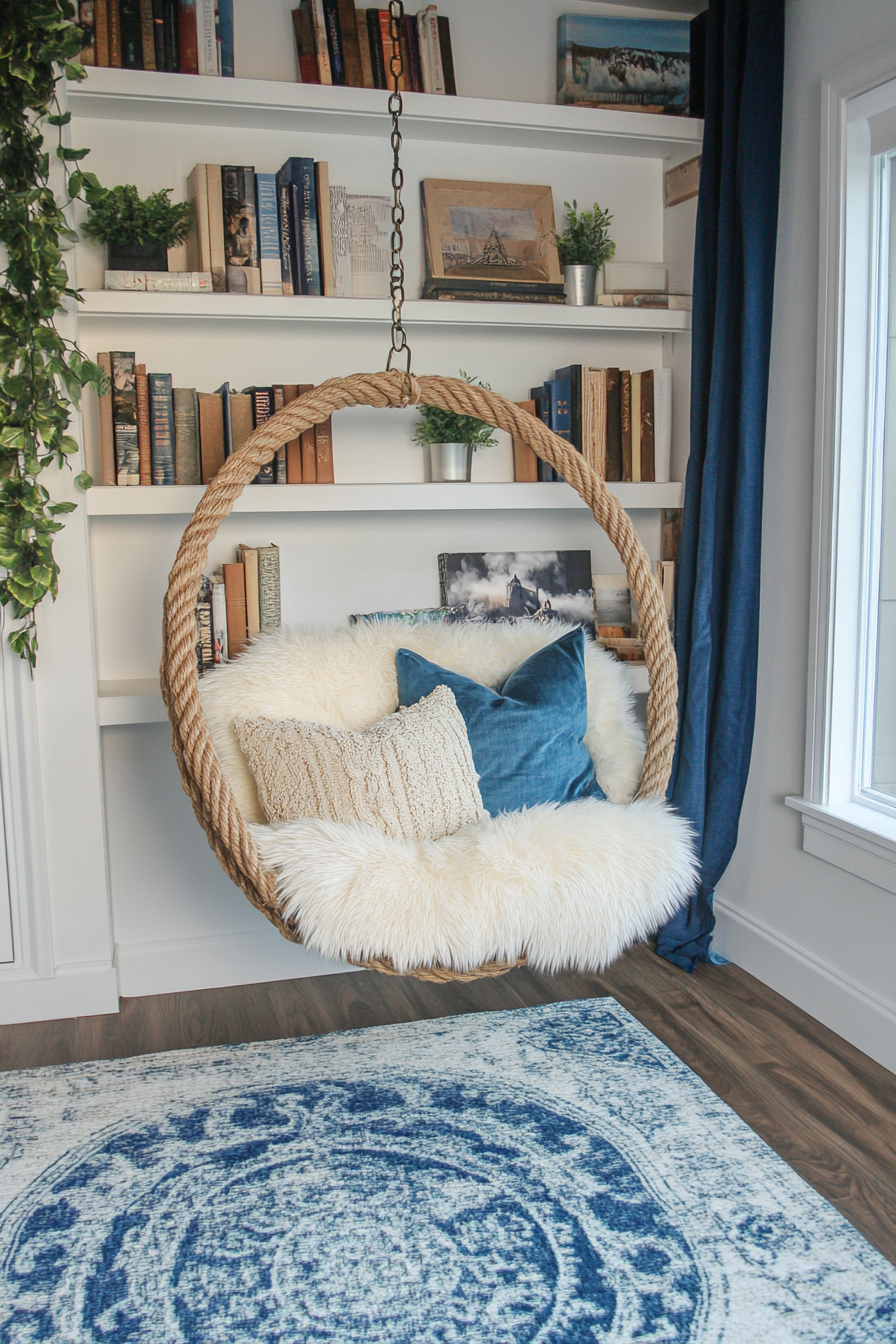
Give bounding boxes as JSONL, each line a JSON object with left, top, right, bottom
{"left": 1, "top": 999, "right": 894, "bottom": 1342}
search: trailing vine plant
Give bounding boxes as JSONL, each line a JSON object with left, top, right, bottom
{"left": 0, "top": 2, "right": 107, "bottom": 666}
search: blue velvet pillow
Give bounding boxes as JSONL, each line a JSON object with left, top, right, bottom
{"left": 396, "top": 626, "right": 606, "bottom": 815}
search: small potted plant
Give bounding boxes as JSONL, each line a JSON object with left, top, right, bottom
{"left": 82, "top": 183, "right": 193, "bottom": 273}
{"left": 413, "top": 372, "right": 498, "bottom": 482}
{"left": 555, "top": 199, "right": 616, "bottom": 306}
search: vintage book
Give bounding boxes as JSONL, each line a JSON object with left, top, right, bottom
{"left": 196, "top": 576, "right": 215, "bottom": 673}
{"left": 185, "top": 164, "right": 211, "bottom": 276}
{"left": 366, "top": 7, "right": 386, "bottom": 87}
{"left": 215, "top": 381, "right": 232, "bottom": 455}
{"left": 96, "top": 352, "right": 116, "bottom": 486}
{"left": 104, "top": 269, "right": 213, "bottom": 291}
{"left": 595, "top": 293, "right": 692, "bottom": 309}
{"left": 151, "top": 0, "right": 166, "bottom": 68}
{"left": 223, "top": 561, "right": 248, "bottom": 655}
{"left": 245, "top": 386, "right": 274, "bottom": 484}
{"left": 198, "top": 390, "right": 225, "bottom": 482}
{"left": 592, "top": 574, "right": 632, "bottom": 631}
{"left": 148, "top": 372, "right": 175, "bottom": 484}
{"left": 512, "top": 400, "right": 539, "bottom": 483}
{"left": 108, "top": 0, "right": 123, "bottom": 65}
{"left": 315, "top": 415, "right": 335, "bottom": 483}
{"left": 162, "top": 0, "right": 180, "bottom": 71}
{"left": 556, "top": 14, "right": 689, "bottom": 113}
{"left": 530, "top": 385, "right": 554, "bottom": 482}
{"left": 399, "top": 21, "right": 411, "bottom": 93}
{"left": 603, "top": 261, "right": 669, "bottom": 294}
{"left": 555, "top": 365, "right": 583, "bottom": 454}
{"left": 292, "top": 4, "right": 319, "bottom": 81}
{"left": 583, "top": 368, "right": 607, "bottom": 479}
{"left": 310, "top": 0, "right": 332, "bottom": 82}
{"left": 135, "top": 363, "right": 151, "bottom": 485}
{"left": 277, "top": 157, "right": 321, "bottom": 297}
{"left": 174, "top": 387, "right": 201, "bottom": 484}
{"left": 196, "top": 0, "right": 218, "bottom": 74}
{"left": 335, "top": 0, "right": 363, "bottom": 85}
{"left": 547, "top": 376, "right": 571, "bottom": 448}
{"left": 229, "top": 391, "right": 254, "bottom": 458}
{"left": 620, "top": 369, "right": 632, "bottom": 482}
{"left": 222, "top": 165, "right": 261, "bottom": 294}
{"left": 378, "top": 9, "right": 406, "bottom": 92}
{"left": 640, "top": 368, "right": 655, "bottom": 482}
{"left": 111, "top": 351, "right": 139, "bottom": 485}
{"left": 661, "top": 507, "right": 683, "bottom": 565}
{"left": 236, "top": 545, "right": 261, "bottom": 636}
{"left": 95, "top": 0, "right": 110, "bottom": 65}
{"left": 177, "top": 0, "right": 199, "bottom": 72}
{"left": 355, "top": 8, "right": 374, "bottom": 87}
{"left": 277, "top": 180, "right": 296, "bottom": 296}
{"left": 257, "top": 544, "right": 281, "bottom": 631}
{"left": 423, "top": 285, "right": 566, "bottom": 305}
{"left": 654, "top": 367, "right": 673, "bottom": 484}
{"left": 343, "top": 192, "right": 390, "bottom": 297}
{"left": 271, "top": 385, "right": 287, "bottom": 483}
{"left": 424, "top": 5, "right": 444, "bottom": 93}
{"left": 255, "top": 172, "right": 283, "bottom": 296}
{"left": 119, "top": 0, "right": 142, "bottom": 67}
{"left": 216, "top": 0, "right": 234, "bottom": 76}
{"left": 403, "top": 15, "right": 422, "bottom": 91}
{"left": 416, "top": 10, "right": 431, "bottom": 91}
{"left": 298, "top": 382, "right": 317, "bottom": 481}
{"left": 330, "top": 184, "right": 351, "bottom": 296}
{"left": 604, "top": 367, "right": 621, "bottom": 482}
{"left": 321, "top": 0, "right": 346, "bottom": 83}
{"left": 657, "top": 559, "right": 675, "bottom": 621}
{"left": 211, "top": 576, "right": 228, "bottom": 661}
{"left": 79, "top": 1, "right": 96, "bottom": 64}
{"left": 315, "top": 162, "right": 336, "bottom": 297}
{"left": 630, "top": 371, "right": 642, "bottom": 483}
{"left": 138, "top": 0, "right": 156, "bottom": 67}
{"left": 283, "top": 384, "right": 302, "bottom": 482}
{"left": 439, "top": 552, "right": 594, "bottom": 630}
{"left": 436, "top": 14, "right": 456, "bottom": 95}
{"left": 204, "top": 164, "right": 226, "bottom": 292}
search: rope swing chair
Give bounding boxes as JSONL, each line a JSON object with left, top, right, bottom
{"left": 160, "top": 1, "right": 683, "bottom": 984}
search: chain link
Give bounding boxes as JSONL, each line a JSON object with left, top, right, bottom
{"left": 385, "top": 0, "right": 411, "bottom": 376}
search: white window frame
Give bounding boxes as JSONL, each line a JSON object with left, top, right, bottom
{"left": 787, "top": 48, "right": 896, "bottom": 891}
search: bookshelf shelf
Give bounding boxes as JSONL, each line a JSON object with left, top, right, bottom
{"left": 65, "top": 68, "right": 703, "bottom": 161}
{"left": 76, "top": 291, "right": 692, "bottom": 333}
{"left": 85, "top": 481, "right": 685, "bottom": 517}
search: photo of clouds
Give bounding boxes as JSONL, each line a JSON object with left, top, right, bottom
{"left": 438, "top": 551, "right": 594, "bottom": 631}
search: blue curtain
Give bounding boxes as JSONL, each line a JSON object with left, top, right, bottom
{"left": 656, "top": 0, "right": 786, "bottom": 971}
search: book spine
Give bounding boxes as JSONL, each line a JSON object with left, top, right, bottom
{"left": 111, "top": 351, "right": 139, "bottom": 485}
{"left": 322, "top": 0, "right": 345, "bottom": 83}
{"left": 436, "top": 14, "right": 455, "bottom": 95}
{"left": 95, "top": 0, "right": 110, "bottom": 65}
{"left": 310, "top": 0, "right": 332, "bottom": 82}
{"left": 512, "top": 401, "right": 539, "bottom": 483}
{"left": 203, "top": 164, "right": 226, "bottom": 293}
{"left": 198, "top": 389, "right": 225, "bottom": 482}
{"left": 555, "top": 365, "right": 582, "bottom": 452}
{"left": 228, "top": 391, "right": 254, "bottom": 457}
{"left": 211, "top": 578, "right": 228, "bottom": 661}
{"left": 315, "top": 416, "right": 335, "bottom": 483}
{"left": 97, "top": 352, "right": 116, "bottom": 485}
{"left": 79, "top": 2, "right": 97, "bottom": 64}
{"left": 330, "top": 182, "right": 351, "bottom": 296}
{"left": 292, "top": 4, "right": 319, "bottom": 82}
{"left": 174, "top": 387, "right": 201, "bottom": 484}
{"left": 403, "top": 15, "right": 421, "bottom": 92}
{"left": 108, "top": 0, "right": 123, "bottom": 66}
{"left": 135, "top": 363, "right": 152, "bottom": 485}
{"left": 620, "top": 369, "right": 632, "bottom": 482}
{"left": 185, "top": 164, "right": 211, "bottom": 275}
{"left": 222, "top": 563, "right": 247, "bottom": 655}
{"left": 138, "top": 0, "right": 156, "bottom": 66}
{"left": 378, "top": 9, "right": 403, "bottom": 90}
{"left": 315, "top": 161, "right": 335, "bottom": 297}
{"left": 584, "top": 368, "right": 607, "bottom": 480}
{"left": 283, "top": 384, "right": 302, "bottom": 482}
{"left": 425, "top": 6, "right": 444, "bottom": 93}
{"left": 277, "top": 182, "right": 296, "bottom": 296}
{"left": 355, "top": 9, "right": 374, "bottom": 87}
{"left": 136, "top": 271, "right": 212, "bottom": 291}
{"left": 149, "top": 372, "right": 175, "bottom": 484}
{"left": 255, "top": 173, "right": 283, "bottom": 296}
{"left": 151, "top": 0, "right": 166, "bottom": 67}
{"left": 551, "top": 377, "right": 571, "bottom": 444}
{"left": 222, "top": 165, "right": 260, "bottom": 294}
{"left": 417, "top": 11, "right": 432, "bottom": 92}
{"left": 196, "top": 576, "right": 215, "bottom": 673}
{"left": 237, "top": 546, "right": 261, "bottom": 636}
{"left": 366, "top": 8, "right": 386, "bottom": 87}
{"left": 163, "top": 0, "right": 180, "bottom": 71}
{"left": 216, "top": 0, "right": 234, "bottom": 74}
{"left": 298, "top": 383, "right": 316, "bottom": 481}
{"left": 178, "top": 0, "right": 199, "bottom": 72}
{"left": 257, "top": 546, "right": 281, "bottom": 632}
{"left": 640, "top": 368, "right": 655, "bottom": 482}
{"left": 531, "top": 385, "right": 553, "bottom": 482}
{"left": 215, "top": 382, "right": 232, "bottom": 456}
{"left": 271, "top": 385, "right": 287, "bottom": 483}
{"left": 120, "top": 0, "right": 143, "bottom": 66}
{"left": 196, "top": 0, "right": 218, "bottom": 74}
{"left": 335, "top": 0, "right": 363, "bottom": 86}
{"left": 631, "top": 372, "right": 642, "bottom": 483}
{"left": 653, "top": 368, "right": 672, "bottom": 484}
{"left": 248, "top": 387, "right": 275, "bottom": 484}
{"left": 293, "top": 161, "right": 321, "bottom": 296}
{"left": 604, "top": 367, "right": 621, "bottom": 482}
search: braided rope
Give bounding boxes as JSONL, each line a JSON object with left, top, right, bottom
{"left": 160, "top": 370, "right": 679, "bottom": 980}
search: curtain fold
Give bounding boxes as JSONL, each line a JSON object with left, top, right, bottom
{"left": 656, "top": 0, "right": 786, "bottom": 971}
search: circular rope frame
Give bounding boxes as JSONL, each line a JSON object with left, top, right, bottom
{"left": 160, "top": 371, "right": 678, "bottom": 983}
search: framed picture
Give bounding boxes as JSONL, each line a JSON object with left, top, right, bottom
{"left": 556, "top": 14, "right": 690, "bottom": 115}
{"left": 421, "top": 179, "right": 563, "bottom": 288}
{"left": 664, "top": 155, "right": 701, "bottom": 208}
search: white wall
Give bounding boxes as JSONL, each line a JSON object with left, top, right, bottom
{"left": 714, "top": 0, "right": 896, "bottom": 1074}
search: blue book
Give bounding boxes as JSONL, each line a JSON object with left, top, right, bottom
{"left": 550, "top": 376, "right": 571, "bottom": 483}
{"left": 277, "top": 181, "right": 295, "bottom": 295}
{"left": 276, "top": 157, "right": 321, "bottom": 297}
{"left": 215, "top": 382, "right": 232, "bottom": 457}
{"left": 149, "top": 373, "right": 175, "bottom": 485}
{"left": 215, "top": 0, "right": 234, "bottom": 76}
{"left": 255, "top": 173, "right": 282, "bottom": 296}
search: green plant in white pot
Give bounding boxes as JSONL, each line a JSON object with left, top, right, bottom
{"left": 555, "top": 199, "right": 615, "bottom": 306}
{"left": 413, "top": 372, "right": 497, "bottom": 482}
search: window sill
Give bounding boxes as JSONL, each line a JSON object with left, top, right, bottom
{"left": 785, "top": 795, "right": 896, "bottom": 894}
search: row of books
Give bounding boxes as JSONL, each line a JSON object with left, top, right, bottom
{"left": 96, "top": 352, "right": 335, "bottom": 486}
{"left": 511, "top": 366, "right": 673, "bottom": 485}
{"left": 184, "top": 160, "right": 390, "bottom": 299}
{"left": 196, "top": 544, "right": 281, "bottom": 671}
{"left": 292, "top": 3, "right": 456, "bottom": 93}
{"left": 78, "top": 0, "right": 234, "bottom": 76}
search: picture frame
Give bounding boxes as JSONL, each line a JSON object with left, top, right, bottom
{"left": 421, "top": 179, "right": 563, "bottom": 288}
{"left": 556, "top": 14, "right": 690, "bottom": 115}
{"left": 664, "top": 155, "right": 701, "bottom": 208}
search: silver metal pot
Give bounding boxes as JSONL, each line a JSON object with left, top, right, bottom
{"left": 427, "top": 442, "right": 473, "bottom": 482}
{"left": 563, "top": 264, "right": 598, "bottom": 306}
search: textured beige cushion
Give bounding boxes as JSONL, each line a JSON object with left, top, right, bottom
{"left": 234, "top": 684, "right": 484, "bottom": 841}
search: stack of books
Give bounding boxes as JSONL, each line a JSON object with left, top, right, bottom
{"left": 78, "top": 0, "right": 234, "bottom": 76}
{"left": 511, "top": 365, "right": 673, "bottom": 484}
{"left": 596, "top": 262, "right": 692, "bottom": 311}
{"left": 292, "top": 3, "right": 456, "bottom": 92}
{"left": 196, "top": 543, "right": 281, "bottom": 672}
{"left": 96, "top": 352, "right": 334, "bottom": 486}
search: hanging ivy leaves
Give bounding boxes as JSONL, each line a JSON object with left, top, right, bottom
{"left": 0, "top": 2, "right": 107, "bottom": 667}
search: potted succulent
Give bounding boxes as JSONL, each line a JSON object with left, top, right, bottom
{"left": 413, "top": 372, "right": 498, "bottom": 482}
{"left": 555, "top": 199, "right": 616, "bottom": 306}
{"left": 82, "top": 183, "right": 193, "bottom": 273}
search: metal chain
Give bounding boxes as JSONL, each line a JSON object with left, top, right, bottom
{"left": 385, "top": 0, "right": 412, "bottom": 377}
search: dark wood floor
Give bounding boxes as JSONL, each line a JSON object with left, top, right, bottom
{"left": 2, "top": 943, "right": 895, "bottom": 1264}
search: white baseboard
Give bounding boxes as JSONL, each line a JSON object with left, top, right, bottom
{"left": 714, "top": 897, "right": 896, "bottom": 1074}
{"left": 115, "top": 928, "right": 354, "bottom": 998}
{"left": 0, "top": 961, "right": 119, "bottom": 1026}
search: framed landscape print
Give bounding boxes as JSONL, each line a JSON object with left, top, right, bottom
{"left": 421, "top": 179, "right": 563, "bottom": 288}
{"left": 556, "top": 14, "right": 690, "bottom": 115}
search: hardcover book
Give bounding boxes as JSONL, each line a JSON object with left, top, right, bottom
{"left": 329, "top": 191, "right": 390, "bottom": 298}
{"left": 335, "top": 0, "right": 363, "bottom": 86}
{"left": 366, "top": 8, "right": 386, "bottom": 87}
{"left": 314, "top": 415, "right": 335, "bottom": 483}
{"left": 205, "top": 164, "right": 227, "bottom": 292}
{"left": 216, "top": 0, "right": 235, "bottom": 76}
{"left": 111, "top": 351, "right": 139, "bottom": 485}
{"left": 198, "top": 390, "right": 225, "bottom": 483}
{"left": 438, "top": 551, "right": 594, "bottom": 631}
{"left": 196, "top": 575, "right": 215, "bottom": 673}
{"left": 178, "top": 0, "right": 199, "bottom": 73}
{"left": 583, "top": 367, "right": 607, "bottom": 480}
{"left": 196, "top": 0, "right": 218, "bottom": 74}
{"left": 512, "top": 400, "right": 539, "bottom": 483}
{"left": 148, "top": 372, "right": 175, "bottom": 485}
{"left": 173, "top": 386, "right": 201, "bottom": 484}
{"left": 310, "top": 0, "right": 332, "bottom": 82}
{"left": 222, "top": 165, "right": 260, "bottom": 294}
{"left": 97, "top": 352, "right": 115, "bottom": 486}
{"left": 355, "top": 7, "right": 374, "bottom": 88}
{"left": 236, "top": 545, "right": 261, "bottom": 636}
{"left": 139, "top": 0, "right": 156, "bottom": 67}
{"left": 151, "top": 0, "right": 166, "bottom": 69}
{"left": 283, "top": 384, "right": 302, "bottom": 483}
{"left": 245, "top": 386, "right": 275, "bottom": 484}
{"left": 605, "top": 367, "right": 622, "bottom": 482}
{"left": 257, "top": 544, "right": 282, "bottom": 632}
{"left": 654, "top": 367, "right": 673, "bottom": 483}
{"left": 298, "top": 383, "right": 316, "bottom": 481}
{"left": 135, "top": 363, "right": 152, "bottom": 485}
{"left": 556, "top": 14, "right": 689, "bottom": 114}
{"left": 292, "top": 4, "right": 319, "bottom": 82}
{"left": 119, "top": 0, "right": 143, "bottom": 68}
{"left": 211, "top": 576, "right": 229, "bottom": 662}
{"left": 223, "top": 561, "right": 248, "bottom": 654}
{"left": 255, "top": 172, "right": 283, "bottom": 296}
{"left": 163, "top": 0, "right": 180, "bottom": 71}
{"left": 95, "top": 0, "right": 110, "bottom": 66}
{"left": 277, "top": 180, "right": 297, "bottom": 295}
{"left": 186, "top": 162, "right": 211, "bottom": 275}
{"left": 277, "top": 157, "right": 322, "bottom": 297}
{"left": 271, "top": 385, "right": 288, "bottom": 483}
{"left": 322, "top": 0, "right": 346, "bottom": 84}
{"left": 436, "top": 14, "right": 456, "bottom": 95}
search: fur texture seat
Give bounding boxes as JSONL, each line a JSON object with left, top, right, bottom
{"left": 201, "top": 621, "right": 696, "bottom": 974}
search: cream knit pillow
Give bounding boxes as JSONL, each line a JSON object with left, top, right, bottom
{"left": 234, "top": 684, "right": 484, "bottom": 841}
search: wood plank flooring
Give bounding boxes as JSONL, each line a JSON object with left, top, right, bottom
{"left": 2, "top": 943, "right": 895, "bottom": 1264}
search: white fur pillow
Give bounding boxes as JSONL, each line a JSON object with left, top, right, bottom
{"left": 201, "top": 621, "right": 645, "bottom": 824}
{"left": 234, "top": 685, "right": 483, "bottom": 840}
